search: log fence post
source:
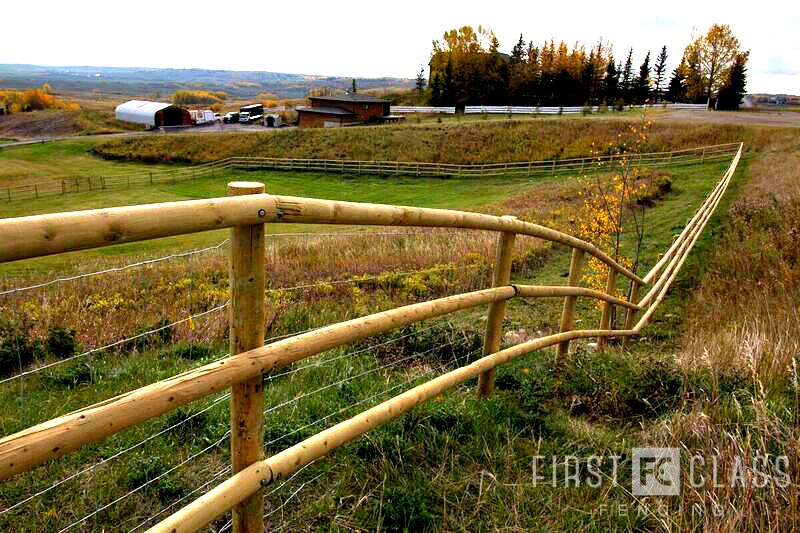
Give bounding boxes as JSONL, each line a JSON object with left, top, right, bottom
{"left": 228, "top": 181, "right": 267, "bottom": 533}
{"left": 622, "top": 281, "right": 641, "bottom": 347}
{"left": 596, "top": 268, "right": 618, "bottom": 352}
{"left": 477, "top": 215, "right": 517, "bottom": 398}
{"left": 555, "top": 248, "right": 584, "bottom": 365}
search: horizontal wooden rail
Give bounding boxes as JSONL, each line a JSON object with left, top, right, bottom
{"left": 0, "top": 287, "right": 511, "bottom": 479}
{"left": 0, "top": 194, "right": 643, "bottom": 284}
{"left": 147, "top": 325, "right": 638, "bottom": 533}
{"left": 0, "top": 143, "right": 743, "bottom": 530}
{"left": 0, "top": 281, "right": 647, "bottom": 480}
{"left": 146, "top": 143, "right": 743, "bottom": 532}
{"left": 1, "top": 143, "right": 739, "bottom": 203}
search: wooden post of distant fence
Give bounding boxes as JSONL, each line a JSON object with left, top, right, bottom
{"left": 596, "top": 268, "right": 617, "bottom": 352}
{"left": 555, "top": 248, "right": 584, "bottom": 364}
{"left": 477, "top": 216, "right": 517, "bottom": 398}
{"left": 228, "top": 181, "right": 267, "bottom": 533}
{"left": 622, "top": 281, "right": 641, "bottom": 347}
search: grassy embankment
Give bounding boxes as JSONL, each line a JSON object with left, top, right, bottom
{"left": 0, "top": 118, "right": 797, "bottom": 531}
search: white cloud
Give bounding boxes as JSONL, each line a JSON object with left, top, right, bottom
{"left": 0, "top": 0, "right": 797, "bottom": 94}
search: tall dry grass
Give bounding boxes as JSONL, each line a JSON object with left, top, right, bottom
{"left": 648, "top": 133, "right": 800, "bottom": 532}
{"left": 679, "top": 143, "right": 800, "bottom": 388}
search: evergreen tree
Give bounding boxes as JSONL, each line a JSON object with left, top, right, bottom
{"left": 716, "top": 52, "right": 748, "bottom": 110}
{"left": 635, "top": 51, "right": 651, "bottom": 104}
{"left": 602, "top": 56, "right": 619, "bottom": 104}
{"left": 430, "top": 72, "right": 443, "bottom": 105}
{"left": 510, "top": 34, "right": 525, "bottom": 64}
{"left": 666, "top": 59, "right": 687, "bottom": 103}
{"left": 621, "top": 48, "right": 634, "bottom": 103}
{"left": 351, "top": 78, "right": 357, "bottom": 93}
{"left": 415, "top": 66, "right": 426, "bottom": 95}
{"left": 443, "top": 55, "right": 455, "bottom": 106}
{"left": 652, "top": 46, "right": 668, "bottom": 102}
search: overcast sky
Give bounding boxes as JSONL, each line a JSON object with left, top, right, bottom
{"left": 2, "top": 0, "right": 797, "bottom": 94}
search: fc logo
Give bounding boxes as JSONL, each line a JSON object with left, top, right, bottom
{"left": 632, "top": 448, "right": 680, "bottom": 496}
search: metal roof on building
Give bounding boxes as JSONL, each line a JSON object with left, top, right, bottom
{"left": 308, "top": 94, "right": 390, "bottom": 104}
{"left": 296, "top": 106, "right": 357, "bottom": 116}
{"left": 115, "top": 100, "right": 175, "bottom": 127}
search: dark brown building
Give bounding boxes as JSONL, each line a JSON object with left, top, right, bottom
{"left": 297, "top": 93, "right": 392, "bottom": 128}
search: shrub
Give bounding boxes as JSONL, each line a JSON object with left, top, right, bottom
{"left": 613, "top": 98, "right": 625, "bottom": 111}
{"left": 167, "top": 342, "right": 217, "bottom": 361}
{"left": 45, "top": 326, "right": 79, "bottom": 359}
{"left": 127, "top": 318, "right": 174, "bottom": 352}
{"left": 581, "top": 103, "right": 592, "bottom": 115}
{"left": 44, "top": 362, "right": 94, "bottom": 388}
{"left": 378, "top": 477, "right": 436, "bottom": 532}
{"left": 0, "top": 319, "right": 46, "bottom": 377}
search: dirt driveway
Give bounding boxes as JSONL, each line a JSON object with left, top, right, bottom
{"left": 661, "top": 109, "right": 800, "bottom": 128}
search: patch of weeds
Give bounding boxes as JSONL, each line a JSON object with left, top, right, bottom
{"left": 165, "top": 341, "right": 218, "bottom": 361}
{"left": 44, "top": 362, "right": 94, "bottom": 388}
{"left": 125, "top": 454, "right": 186, "bottom": 501}
{"left": 376, "top": 473, "right": 437, "bottom": 532}
{"left": 264, "top": 419, "right": 315, "bottom": 452}
{"left": 126, "top": 318, "right": 174, "bottom": 352}
{"left": 45, "top": 325, "right": 80, "bottom": 359}
{"left": 560, "top": 351, "right": 681, "bottom": 419}
{"left": 0, "top": 319, "right": 46, "bottom": 376}
{"left": 361, "top": 322, "right": 482, "bottom": 368}
{"left": 162, "top": 405, "right": 214, "bottom": 440}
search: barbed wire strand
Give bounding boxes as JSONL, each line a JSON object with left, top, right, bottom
{"left": 14, "top": 324, "right": 452, "bottom": 525}
{"left": 1, "top": 262, "right": 479, "bottom": 385}
{"left": 138, "top": 345, "right": 477, "bottom": 532}
{"left": 0, "top": 302, "right": 231, "bottom": 386}
{"left": 0, "top": 229, "right": 460, "bottom": 297}
{"left": 216, "top": 461, "right": 324, "bottom": 533}
{"left": 0, "top": 240, "right": 230, "bottom": 297}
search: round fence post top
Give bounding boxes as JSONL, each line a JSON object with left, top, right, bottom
{"left": 228, "top": 181, "right": 266, "bottom": 195}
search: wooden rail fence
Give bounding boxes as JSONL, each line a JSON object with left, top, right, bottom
{"left": 0, "top": 143, "right": 743, "bottom": 532}
{"left": 1, "top": 142, "right": 740, "bottom": 203}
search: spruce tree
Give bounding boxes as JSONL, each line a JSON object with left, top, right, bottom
{"left": 415, "top": 66, "right": 426, "bottom": 94}
{"left": 716, "top": 52, "right": 748, "bottom": 110}
{"left": 636, "top": 51, "right": 651, "bottom": 104}
{"left": 602, "top": 56, "right": 619, "bottom": 104}
{"left": 666, "top": 59, "right": 687, "bottom": 103}
{"left": 621, "top": 49, "right": 634, "bottom": 103}
{"left": 652, "top": 46, "right": 668, "bottom": 102}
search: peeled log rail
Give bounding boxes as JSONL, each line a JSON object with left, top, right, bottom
{"left": 0, "top": 282, "right": 642, "bottom": 480}
{"left": 0, "top": 144, "right": 743, "bottom": 530}
{"left": 0, "top": 194, "right": 643, "bottom": 284}
{"left": 146, "top": 326, "right": 637, "bottom": 533}
{"left": 0, "top": 287, "right": 511, "bottom": 480}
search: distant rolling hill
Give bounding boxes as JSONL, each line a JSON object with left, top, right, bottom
{"left": 0, "top": 64, "right": 414, "bottom": 99}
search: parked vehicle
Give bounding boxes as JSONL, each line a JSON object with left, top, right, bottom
{"left": 239, "top": 104, "right": 263, "bottom": 124}
{"left": 223, "top": 112, "right": 239, "bottom": 124}
{"left": 189, "top": 109, "right": 216, "bottom": 125}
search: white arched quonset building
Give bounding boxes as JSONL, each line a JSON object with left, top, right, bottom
{"left": 115, "top": 100, "right": 192, "bottom": 128}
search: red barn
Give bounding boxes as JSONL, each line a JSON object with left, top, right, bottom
{"left": 297, "top": 93, "right": 392, "bottom": 128}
